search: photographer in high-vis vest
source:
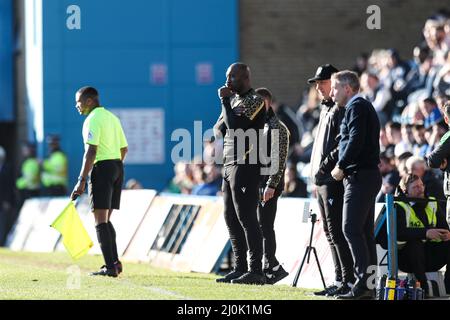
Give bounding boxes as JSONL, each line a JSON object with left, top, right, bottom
{"left": 393, "top": 174, "right": 450, "bottom": 295}
{"left": 41, "top": 134, "right": 68, "bottom": 196}
{"left": 16, "top": 142, "right": 40, "bottom": 209}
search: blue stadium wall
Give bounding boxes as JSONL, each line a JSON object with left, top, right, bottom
{"left": 0, "top": 0, "right": 14, "bottom": 122}
{"left": 25, "top": 0, "right": 238, "bottom": 190}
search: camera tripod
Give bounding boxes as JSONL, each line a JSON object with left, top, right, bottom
{"left": 292, "top": 211, "right": 326, "bottom": 289}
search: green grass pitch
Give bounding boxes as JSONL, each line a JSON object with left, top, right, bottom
{"left": 0, "top": 248, "right": 324, "bottom": 300}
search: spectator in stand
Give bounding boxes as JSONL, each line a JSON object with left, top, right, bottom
{"left": 379, "top": 127, "right": 390, "bottom": 153}
{"left": 191, "top": 163, "right": 205, "bottom": 184}
{"left": 412, "top": 124, "right": 429, "bottom": 157}
{"left": 376, "top": 151, "right": 400, "bottom": 203}
{"left": 423, "top": 18, "right": 450, "bottom": 66}
{"left": 406, "top": 156, "right": 444, "bottom": 200}
{"left": 352, "top": 52, "right": 369, "bottom": 76}
{"left": 191, "top": 164, "right": 222, "bottom": 196}
{"left": 420, "top": 97, "right": 443, "bottom": 129}
{"left": 297, "top": 86, "right": 321, "bottom": 135}
{"left": 203, "top": 139, "right": 223, "bottom": 166}
{"left": 396, "top": 151, "right": 413, "bottom": 179}
{"left": 282, "top": 163, "right": 307, "bottom": 198}
{"left": 385, "top": 48, "right": 412, "bottom": 111}
{"left": 406, "top": 44, "right": 438, "bottom": 103}
{"left": 401, "top": 101, "right": 424, "bottom": 125}
{"left": 360, "top": 71, "right": 392, "bottom": 126}
{"left": 385, "top": 121, "right": 402, "bottom": 157}
{"left": 395, "top": 124, "right": 414, "bottom": 158}
{"left": 165, "top": 162, "right": 195, "bottom": 194}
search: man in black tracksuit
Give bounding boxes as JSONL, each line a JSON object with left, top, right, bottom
{"left": 255, "top": 87, "right": 290, "bottom": 285}
{"left": 329, "top": 71, "right": 382, "bottom": 300}
{"left": 426, "top": 101, "right": 450, "bottom": 226}
{"left": 308, "top": 64, "right": 355, "bottom": 297}
{"left": 214, "top": 63, "right": 267, "bottom": 285}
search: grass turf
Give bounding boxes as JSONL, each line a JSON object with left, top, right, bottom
{"left": 0, "top": 248, "right": 325, "bottom": 300}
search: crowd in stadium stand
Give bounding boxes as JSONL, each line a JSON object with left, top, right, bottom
{"left": 166, "top": 10, "right": 450, "bottom": 203}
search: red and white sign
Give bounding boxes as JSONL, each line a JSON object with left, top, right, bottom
{"left": 196, "top": 62, "right": 213, "bottom": 85}
{"left": 151, "top": 63, "right": 168, "bottom": 85}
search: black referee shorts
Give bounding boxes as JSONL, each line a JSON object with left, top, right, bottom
{"left": 88, "top": 159, "right": 124, "bottom": 211}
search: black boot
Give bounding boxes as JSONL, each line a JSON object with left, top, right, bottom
{"left": 216, "top": 269, "right": 246, "bottom": 283}
{"left": 89, "top": 265, "right": 118, "bottom": 277}
{"left": 314, "top": 284, "right": 339, "bottom": 296}
{"left": 336, "top": 278, "right": 374, "bottom": 300}
{"left": 326, "top": 283, "right": 352, "bottom": 297}
{"left": 231, "top": 272, "right": 266, "bottom": 285}
{"left": 264, "top": 265, "right": 289, "bottom": 285}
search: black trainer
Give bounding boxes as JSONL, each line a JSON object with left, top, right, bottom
{"left": 326, "top": 284, "right": 351, "bottom": 297}
{"left": 216, "top": 270, "right": 246, "bottom": 283}
{"left": 115, "top": 261, "right": 123, "bottom": 275}
{"left": 313, "top": 285, "right": 338, "bottom": 296}
{"left": 231, "top": 272, "right": 266, "bottom": 285}
{"left": 89, "top": 265, "right": 118, "bottom": 278}
{"left": 336, "top": 286, "right": 374, "bottom": 300}
{"left": 265, "top": 265, "right": 289, "bottom": 285}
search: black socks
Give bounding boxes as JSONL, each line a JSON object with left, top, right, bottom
{"left": 96, "top": 223, "right": 115, "bottom": 269}
{"left": 108, "top": 221, "right": 119, "bottom": 264}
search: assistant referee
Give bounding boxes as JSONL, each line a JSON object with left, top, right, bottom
{"left": 71, "top": 86, "right": 128, "bottom": 277}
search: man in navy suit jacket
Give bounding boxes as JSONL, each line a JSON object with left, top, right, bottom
{"left": 330, "top": 70, "right": 382, "bottom": 300}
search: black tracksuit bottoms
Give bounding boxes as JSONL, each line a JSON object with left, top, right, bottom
{"left": 257, "top": 186, "right": 282, "bottom": 270}
{"left": 223, "top": 164, "right": 263, "bottom": 273}
{"left": 317, "top": 182, "right": 355, "bottom": 284}
{"left": 342, "top": 168, "right": 382, "bottom": 285}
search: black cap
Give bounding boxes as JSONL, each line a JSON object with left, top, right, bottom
{"left": 307, "top": 64, "right": 338, "bottom": 84}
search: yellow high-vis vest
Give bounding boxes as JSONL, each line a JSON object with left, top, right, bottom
{"left": 395, "top": 198, "right": 440, "bottom": 249}
{"left": 16, "top": 158, "right": 40, "bottom": 190}
{"left": 41, "top": 151, "right": 68, "bottom": 187}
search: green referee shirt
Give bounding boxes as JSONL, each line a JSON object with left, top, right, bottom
{"left": 82, "top": 106, "right": 128, "bottom": 163}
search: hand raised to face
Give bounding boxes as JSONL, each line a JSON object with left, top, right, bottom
{"left": 218, "top": 86, "right": 233, "bottom": 99}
